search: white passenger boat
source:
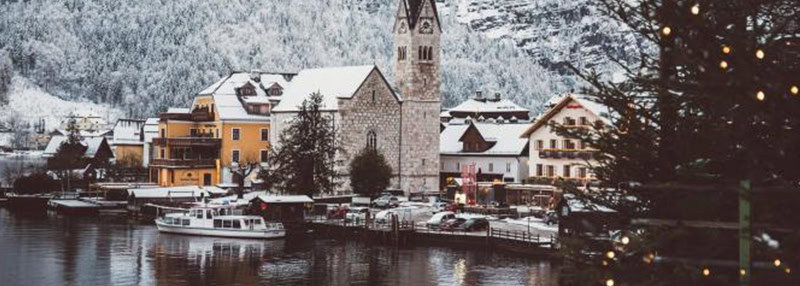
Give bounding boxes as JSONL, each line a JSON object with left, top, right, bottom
{"left": 155, "top": 206, "right": 285, "bottom": 239}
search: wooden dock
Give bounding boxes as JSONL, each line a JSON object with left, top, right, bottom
{"left": 311, "top": 219, "right": 557, "bottom": 257}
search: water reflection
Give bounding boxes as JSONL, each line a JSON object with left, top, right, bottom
{"left": 0, "top": 209, "right": 557, "bottom": 286}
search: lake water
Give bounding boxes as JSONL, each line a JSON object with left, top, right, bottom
{"left": 0, "top": 209, "right": 559, "bottom": 286}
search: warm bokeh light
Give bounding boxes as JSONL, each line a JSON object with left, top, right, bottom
{"left": 756, "top": 91, "right": 765, "bottom": 101}
{"left": 702, "top": 268, "right": 710, "bottom": 276}
{"left": 720, "top": 60, "right": 729, "bottom": 69}
{"left": 740, "top": 269, "right": 747, "bottom": 276}
{"left": 722, "top": 46, "right": 731, "bottom": 54}
{"left": 621, "top": 236, "right": 630, "bottom": 245}
{"left": 774, "top": 259, "right": 781, "bottom": 267}
{"left": 662, "top": 26, "right": 672, "bottom": 36}
{"left": 756, "top": 49, "right": 765, "bottom": 59}
{"left": 791, "top": 86, "right": 798, "bottom": 95}
{"left": 605, "top": 279, "right": 615, "bottom": 286}
{"left": 691, "top": 4, "right": 700, "bottom": 15}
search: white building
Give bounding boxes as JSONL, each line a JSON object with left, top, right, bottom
{"left": 141, "top": 118, "right": 159, "bottom": 168}
{"left": 440, "top": 118, "right": 530, "bottom": 184}
{"left": 59, "top": 110, "right": 108, "bottom": 132}
{"left": 520, "top": 94, "right": 610, "bottom": 182}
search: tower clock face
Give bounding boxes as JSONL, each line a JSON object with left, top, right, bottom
{"left": 419, "top": 19, "right": 433, "bottom": 34}
{"left": 399, "top": 22, "right": 408, "bottom": 34}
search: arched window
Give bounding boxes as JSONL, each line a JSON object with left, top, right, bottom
{"left": 418, "top": 46, "right": 423, "bottom": 60}
{"left": 367, "top": 131, "right": 377, "bottom": 150}
{"left": 427, "top": 47, "right": 433, "bottom": 60}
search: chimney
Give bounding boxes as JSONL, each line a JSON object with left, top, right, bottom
{"left": 249, "top": 69, "right": 261, "bottom": 82}
{"left": 494, "top": 92, "right": 501, "bottom": 101}
{"left": 474, "top": 91, "right": 484, "bottom": 101}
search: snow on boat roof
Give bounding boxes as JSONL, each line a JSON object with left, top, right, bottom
{"left": 253, "top": 195, "right": 313, "bottom": 204}
{"left": 128, "top": 185, "right": 227, "bottom": 199}
{"left": 272, "top": 65, "right": 376, "bottom": 112}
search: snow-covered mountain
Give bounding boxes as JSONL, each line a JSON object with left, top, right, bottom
{"left": 0, "top": 0, "right": 637, "bottom": 121}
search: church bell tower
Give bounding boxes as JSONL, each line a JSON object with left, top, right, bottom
{"left": 394, "top": 0, "right": 441, "bottom": 194}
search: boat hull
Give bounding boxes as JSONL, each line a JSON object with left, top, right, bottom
{"left": 155, "top": 221, "right": 285, "bottom": 239}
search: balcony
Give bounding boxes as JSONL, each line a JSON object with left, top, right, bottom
{"left": 159, "top": 107, "right": 215, "bottom": 122}
{"left": 538, "top": 149, "right": 597, "bottom": 160}
{"left": 150, "top": 158, "right": 217, "bottom": 168}
{"left": 152, "top": 137, "right": 221, "bottom": 148}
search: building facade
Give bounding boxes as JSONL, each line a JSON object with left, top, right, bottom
{"left": 521, "top": 94, "right": 610, "bottom": 183}
{"left": 111, "top": 119, "right": 145, "bottom": 167}
{"left": 150, "top": 72, "right": 283, "bottom": 187}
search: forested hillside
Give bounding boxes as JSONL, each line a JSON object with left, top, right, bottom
{"left": 0, "top": 0, "right": 636, "bottom": 120}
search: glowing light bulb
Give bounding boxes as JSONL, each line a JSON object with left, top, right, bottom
{"left": 702, "top": 268, "right": 710, "bottom": 276}
{"left": 602, "top": 260, "right": 608, "bottom": 266}
{"left": 756, "top": 49, "right": 765, "bottom": 59}
{"left": 774, "top": 259, "right": 781, "bottom": 267}
{"left": 720, "top": 60, "right": 729, "bottom": 69}
{"left": 606, "top": 251, "right": 615, "bottom": 259}
{"left": 722, "top": 46, "right": 731, "bottom": 54}
{"left": 756, "top": 91, "right": 765, "bottom": 101}
{"left": 740, "top": 268, "right": 747, "bottom": 276}
{"left": 606, "top": 279, "right": 615, "bottom": 286}
{"left": 786, "top": 268, "right": 792, "bottom": 274}
{"left": 621, "top": 236, "right": 630, "bottom": 245}
{"left": 791, "top": 86, "right": 798, "bottom": 95}
{"left": 691, "top": 4, "right": 700, "bottom": 15}
{"left": 662, "top": 26, "right": 672, "bottom": 36}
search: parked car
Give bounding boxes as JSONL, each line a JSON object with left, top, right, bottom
{"left": 426, "top": 211, "right": 456, "bottom": 229}
{"left": 327, "top": 206, "right": 349, "bottom": 219}
{"left": 345, "top": 207, "right": 369, "bottom": 224}
{"left": 431, "top": 202, "right": 449, "bottom": 213}
{"left": 457, "top": 218, "right": 490, "bottom": 232}
{"left": 543, "top": 210, "right": 558, "bottom": 225}
{"left": 372, "top": 196, "right": 399, "bottom": 209}
{"left": 439, "top": 217, "right": 467, "bottom": 231}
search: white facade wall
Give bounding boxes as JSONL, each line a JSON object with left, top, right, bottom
{"left": 528, "top": 102, "right": 602, "bottom": 180}
{"left": 441, "top": 155, "right": 528, "bottom": 183}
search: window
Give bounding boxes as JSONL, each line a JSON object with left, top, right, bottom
{"left": 456, "top": 162, "right": 461, "bottom": 171}
{"left": 441, "top": 162, "right": 445, "bottom": 171}
{"left": 506, "top": 163, "right": 511, "bottom": 173}
{"left": 196, "top": 211, "right": 203, "bottom": 219}
{"left": 190, "top": 129, "right": 198, "bottom": 136}
{"left": 232, "top": 150, "right": 240, "bottom": 163}
{"left": 546, "top": 165, "right": 555, "bottom": 177}
{"left": 215, "top": 129, "right": 219, "bottom": 138}
{"left": 488, "top": 163, "right": 493, "bottom": 172}
{"left": 422, "top": 159, "right": 426, "bottom": 166}
{"left": 419, "top": 46, "right": 423, "bottom": 60}
{"left": 564, "top": 139, "right": 575, "bottom": 149}
{"left": 232, "top": 220, "right": 241, "bottom": 229}
{"left": 579, "top": 167, "right": 587, "bottom": 178}
{"left": 550, "top": 139, "right": 557, "bottom": 149}
{"left": 563, "top": 165, "right": 571, "bottom": 178}
{"left": 535, "top": 140, "right": 543, "bottom": 151}
{"left": 223, "top": 220, "right": 232, "bottom": 228}
{"left": 536, "top": 164, "right": 543, "bottom": 176}
{"left": 160, "top": 149, "right": 165, "bottom": 159}
{"left": 372, "top": 90, "right": 376, "bottom": 103}
{"left": 366, "top": 131, "right": 377, "bottom": 150}
{"left": 232, "top": 128, "right": 240, "bottom": 141}
{"left": 261, "top": 128, "right": 269, "bottom": 141}
{"left": 580, "top": 117, "right": 588, "bottom": 126}
{"left": 580, "top": 140, "right": 587, "bottom": 149}
{"left": 260, "top": 150, "right": 269, "bottom": 163}
{"left": 160, "top": 129, "right": 165, "bottom": 138}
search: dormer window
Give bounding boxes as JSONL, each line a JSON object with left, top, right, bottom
{"left": 268, "top": 87, "right": 282, "bottom": 96}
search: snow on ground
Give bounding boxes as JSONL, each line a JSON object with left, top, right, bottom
{"left": 503, "top": 217, "right": 559, "bottom": 232}
{"left": 3, "top": 76, "right": 124, "bottom": 130}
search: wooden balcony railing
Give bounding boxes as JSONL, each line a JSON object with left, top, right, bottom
{"left": 150, "top": 159, "right": 217, "bottom": 168}
{"left": 152, "top": 137, "right": 221, "bottom": 148}
{"left": 538, "top": 149, "right": 597, "bottom": 160}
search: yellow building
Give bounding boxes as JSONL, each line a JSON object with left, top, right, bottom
{"left": 150, "top": 72, "right": 290, "bottom": 187}
{"left": 111, "top": 119, "right": 146, "bottom": 167}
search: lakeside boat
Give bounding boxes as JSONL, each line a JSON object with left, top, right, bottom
{"left": 155, "top": 206, "right": 285, "bottom": 239}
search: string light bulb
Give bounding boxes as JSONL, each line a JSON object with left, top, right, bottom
{"left": 740, "top": 268, "right": 747, "bottom": 276}
{"left": 621, "top": 236, "right": 630, "bottom": 245}
{"left": 722, "top": 46, "right": 731, "bottom": 54}
{"left": 702, "top": 268, "right": 711, "bottom": 276}
{"left": 662, "top": 26, "right": 672, "bottom": 36}
{"left": 786, "top": 268, "right": 792, "bottom": 274}
{"left": 606, "top": 251, "right": 615, "bottom": 259}
{"left": 791, "top": 86, "right": 798, "bottom": 95}
{"left": 756, "top": 49, "right": 765, "bottom": 60}
{"left": 720, "top": 60, "right": 729, "bottom": 69}
{"left": 691, "top": 4, "right": 700, "bottom": 15}
{"left": 774, "top": 259, "right": 782, "bottom": 267}
{"left": 606, "top": 279, "right": 615, "bottom": 286}
{"left": 756, "top": 91, "right": 765, "bottom": 101}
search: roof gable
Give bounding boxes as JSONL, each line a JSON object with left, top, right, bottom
{"left": 520, "top": 94, "right": 612, "bottom": 138}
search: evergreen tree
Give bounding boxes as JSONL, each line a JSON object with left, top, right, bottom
{"left": 50, "top": 117, "right": 86, "bottom": 192}
{"left": 555, "top": 0, "right": 800, "bottom": 285}
{"left": 349, "top": 147, "right": 392, "bottom": 197}
{"left": 261, "top": 92, "right": 339, "bottom": 197}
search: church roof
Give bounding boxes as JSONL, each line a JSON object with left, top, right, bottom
{"left": 272, "top": 65, "right": 398, "bottom": 113}
{"left": 402, "top": 0, "right": 441, "bottom": 31}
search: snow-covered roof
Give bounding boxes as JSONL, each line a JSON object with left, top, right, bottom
{"left": 521, "top": 94, "right": 612, "bottom": 138}
{"left": 127, "top": 185, "right": 227, "bottom": 199}
{"left": 440, "top": 121, "right": 530, "bottom": 156}
{"left": 166, "top": 107, "right": 190, "bottom": 114}
{"left": 112, "top": 119, "right": 144, "bottom": 145}
{"left": 448, "top": 97, "right": 529, "bottom": 115}
{"left": 212, "top": 94, "right": 271, "bottom": 122}
{"left": 253, "top": 194, "right": 314, "bottom": 204}
{"left": 43, "top": 135, "right": 110, "bottom": 158}
{"left": 440, "top": 110, "right": 451, "bottom": 118}
{"left": 272, "top": 65, "right": 378, "bottom": 112}
{"left": 198, "top": 72, "right": 291, "bottom": 97}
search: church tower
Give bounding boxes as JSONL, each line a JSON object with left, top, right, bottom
{"left": 394, "top": 0, "right": 441, "bottom": 194}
